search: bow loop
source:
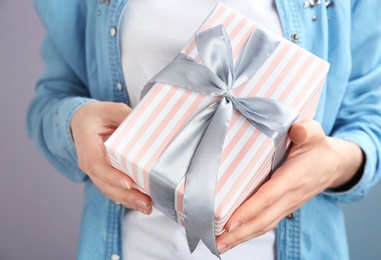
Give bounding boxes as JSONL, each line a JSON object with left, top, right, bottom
{"left": 233, "top": 97, "right": 299, "bottom": 135}
{"left": 196, "top": 25, "right": 234, "bottom": 89}
{"left": 233, "top": 26, "right": 282, "bottom": 89}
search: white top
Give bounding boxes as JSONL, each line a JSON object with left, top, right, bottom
{"left": 120, "top": 1, "right": 283, "bottom": 259}
{"left": 121, "top": 0, "right": 283, "bottom": 108}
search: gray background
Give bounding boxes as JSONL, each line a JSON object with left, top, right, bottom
{"left": 0, "top": 1, "right": 380, "bottom": 259}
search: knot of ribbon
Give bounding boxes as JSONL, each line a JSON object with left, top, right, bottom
{"left": 142, "top": 25, "right": 299, "bottom": 258}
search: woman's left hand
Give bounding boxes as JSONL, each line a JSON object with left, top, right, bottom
{"left": 215, "top": 120, "right": 364, "bottom": 254}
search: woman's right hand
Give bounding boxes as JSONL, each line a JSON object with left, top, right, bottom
{"left": 71, "top": 101, "right": 152, "bottom": 215}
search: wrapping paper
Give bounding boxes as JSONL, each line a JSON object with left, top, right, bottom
{"left": 105, "top": 2, "right": 329, "bottom": 239}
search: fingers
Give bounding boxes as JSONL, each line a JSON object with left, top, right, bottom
{"left": 217, "top": 179, "right": 303, "bottom": 254}
{"left": 219, "top": 161, "right": 310, "bottom": 253}
{"left": 288, "top": 120, "right": 325, "bottom": 146}
{"left": 224, "top": 171, "right": 292, "bottom": 233}
{"left": 79, "top": 132, "right": 153, "bottom": 214}
{"left": 215, "top": 121, "right": 333, "bottom": 254}
{"left": 223, "top": 121, "right": 321, "bottom": 230}
{"left": 225, "top": 121, "right": 324, "bottom": 229}
{"left": 79, "top": 140, "right": 146, "bottom": 207}
{"left": 76, "top": 123, "right": 134, "bottom": 189}
{"left": 216, "top": 203, "right": 289, "bottom": 253}
{"left": 71, "top": 101, "right": 152, "bottom": 214}
{"left": 86, "top": 156, "right": 134, "bottom": 190}
{"left": 91, "top": 175, "right": 152, "bottom": 214}
{"left": 82, "top": 137, "right": 153, "bottom": 214}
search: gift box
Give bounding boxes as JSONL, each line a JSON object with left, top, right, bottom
{"left": 105, "top": 2, "right": 329, "bottom": 255}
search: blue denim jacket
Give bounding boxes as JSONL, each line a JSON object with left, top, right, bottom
{"left": 28, "top": 0, "right": 381, "bottom": 259}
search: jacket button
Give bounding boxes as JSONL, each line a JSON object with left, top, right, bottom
{"left": 111, "top": 254, "right": 120, "bottom": 260}
{"left": 291, "top": 33, "right": 300, "bottom": 42}
{"left": 286, "top": 213, "right": 295, "bottom": 220}
{"left": 110, "top": 27, "right": 117, "bottom": 37}
{"left": 116, "top": 82, "right": 123, "bottom": 91}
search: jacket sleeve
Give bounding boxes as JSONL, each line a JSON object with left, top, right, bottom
{"left": 27, "top": 0, "right": 96, "bottom": 182}
{"left": 323, "top": 1, "right": 381, "bottom": 203}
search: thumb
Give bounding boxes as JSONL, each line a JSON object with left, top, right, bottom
{"left": 288, "top": 120, "right": 325, "bottom": 146}
{"left": 101, "top": 102, "right": 132, "bottom": 126}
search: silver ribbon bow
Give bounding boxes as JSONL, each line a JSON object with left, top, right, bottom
{"left": 142, "top": 25, "right": 299, "bottom": 258}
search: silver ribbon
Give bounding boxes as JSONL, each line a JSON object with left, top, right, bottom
{"left": 143, "top": 25, "right": 299, "bottom": 258}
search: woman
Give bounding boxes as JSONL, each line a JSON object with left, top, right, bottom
{"left": 28, "top": 0, "right": 381, "bottom": 259}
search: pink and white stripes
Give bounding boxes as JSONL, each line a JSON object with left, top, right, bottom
{"left": 105, "top": 3, "right": 329, "bottom": 235}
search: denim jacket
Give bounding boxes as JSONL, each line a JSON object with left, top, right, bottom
{"left": 28, "top": 0, "right": 381, "bottom": 259}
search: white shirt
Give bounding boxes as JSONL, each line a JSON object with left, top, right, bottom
{"left": 120, "top": 1, "right": 283, "bottom": 259}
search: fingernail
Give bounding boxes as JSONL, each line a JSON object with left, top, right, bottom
{"left": 228, "top": 221, "right": 241, "bottom": 233}
{"left": 135, "top": 200, "right": 149, "bottom": 209}
{"left": 119, "top": 179, "right": 131, "bottom": 189}
{"left": 217, "top": 244, "right": 231, "bottom": 254}
{"left": 137, "top": 208, "right": 148, "bottom": 215}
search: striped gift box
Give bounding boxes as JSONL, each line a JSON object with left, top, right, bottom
{"left": 105, "top": 3, "right": 329, "bottom": 235}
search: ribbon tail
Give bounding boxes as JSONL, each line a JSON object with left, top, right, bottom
{"left": 187, "top": 239, "right": 200, "bottom": 255}
{"left": 184, "top": 98, "right": 233, "bottom": 258}
{"left": 149, "top": 103, "right": 219, "bottom": 222}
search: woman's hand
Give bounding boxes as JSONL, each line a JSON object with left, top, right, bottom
{"left": 216, "top": 120, "right": 364, "bottom": 254}
{"left": 71, "top": 101, "right": 152, "bottom": 215}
